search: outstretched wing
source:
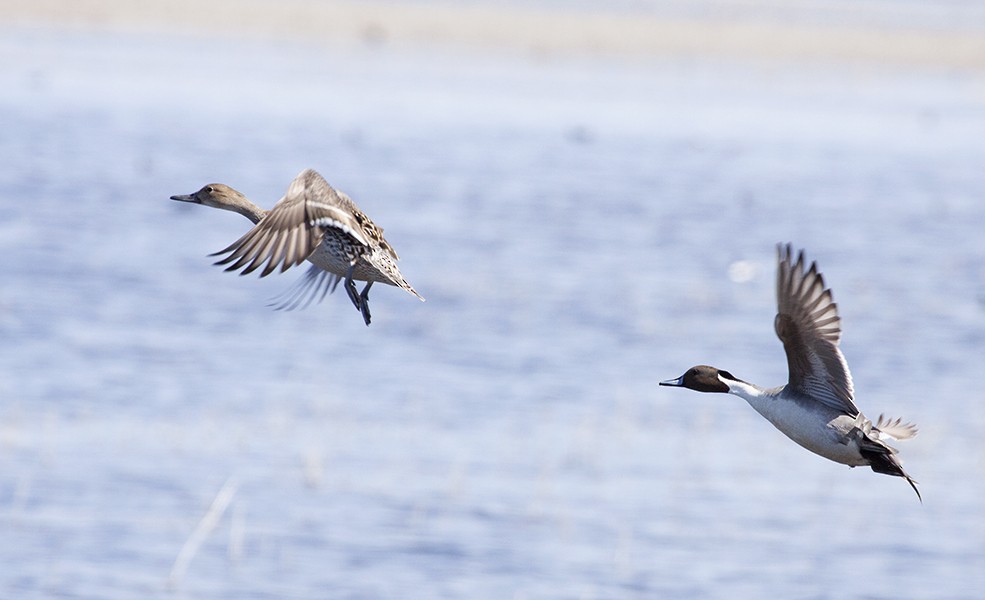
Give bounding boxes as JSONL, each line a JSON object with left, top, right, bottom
{"left": 336, "top": 188, "right": 399, "bottom": 261}
{"left": 211, "top": 169, "right": 368, "bottom": 277}
{"left": 774, "top": 244, "right": 859, "bottom": 415}
{"left": 268, "top": 265, "right": 343, "bottom": 311}
{"left": 300, "top": 170, "right": 370, "bottom": 248}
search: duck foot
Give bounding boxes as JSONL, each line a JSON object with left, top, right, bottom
{"left": 343, "top": 264, "right": 373, "bottom": 326}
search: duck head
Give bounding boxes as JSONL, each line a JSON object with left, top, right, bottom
{"left": 170, "top": 183, "right": 245, "bottom": 209}
{"left": 660, "top": 365, "right": 741, "bottom": 393}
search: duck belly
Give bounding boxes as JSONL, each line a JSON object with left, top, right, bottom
{"left": 751, "top": 401, "right": 868, "bottom": 467}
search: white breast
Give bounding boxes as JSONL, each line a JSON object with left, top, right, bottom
{"left": 727, "top": 380, "right": 868, "bottom": 467}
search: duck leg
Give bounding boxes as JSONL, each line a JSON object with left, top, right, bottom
{"left": 358, "top": 282, "right": 373, "bottom": 326}
{"left": 344, "top": 263, "right": 362, "bottom": 313}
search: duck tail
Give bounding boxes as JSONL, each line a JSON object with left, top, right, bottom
{"left": 860, "top": 442, "right": 922, "bottom": 502}
{"left": 874, "top": 414, "right": 918, "bottom": 442}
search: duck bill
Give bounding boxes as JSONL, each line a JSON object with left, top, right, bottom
{"left": 659, "top": 375, "right": 684, "bottom": 387}
{"left": 170, "top": 193, "right": 197, "bottom": 203}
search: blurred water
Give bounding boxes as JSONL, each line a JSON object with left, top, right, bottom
{"left": 1, "top": 19, "right": 985, "bottom": 600}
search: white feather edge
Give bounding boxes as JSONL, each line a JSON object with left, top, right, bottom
{"left": 309, "top": 214, "right": 369, "bottom": 247}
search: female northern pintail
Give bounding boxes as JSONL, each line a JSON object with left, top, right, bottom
{"left": 661, "top": 244, "right": 920, "bottom": 500}
{"left": 171, "top": 168, "right": 423, "bottom": 325}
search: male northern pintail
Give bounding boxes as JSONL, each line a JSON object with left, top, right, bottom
{"left": 171, "top": 168, "right": 423, "bottom": 325}
{"left": 661, "top": 244, "right": 920, "bottom": 500}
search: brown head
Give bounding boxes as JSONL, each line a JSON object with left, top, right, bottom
{"left": 659, "top": 365, "right": 741, "bottom": 393}
{"left": 170, "top": 183, "right": 265, "bottom": 224}
{"left": 170, "top": 183, "right": 245, "bottom": 208}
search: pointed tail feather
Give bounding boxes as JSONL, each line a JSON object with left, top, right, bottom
{"left": 401, "top": 279, "right": 425, "bottom": 302}
{"left": 860, "top": 441, "right": 921, "bottom": 502}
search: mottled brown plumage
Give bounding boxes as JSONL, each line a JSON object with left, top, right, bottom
{"left": 171, "top": 169, "right": 423, "bottom": 325}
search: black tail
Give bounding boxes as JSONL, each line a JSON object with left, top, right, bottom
{"left": 861, "top": 446, "right": 921, "bottom": 502}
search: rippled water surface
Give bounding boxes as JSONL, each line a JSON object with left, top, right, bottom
{"left": 1, "top": 17, "right": 985, "bottom": 600}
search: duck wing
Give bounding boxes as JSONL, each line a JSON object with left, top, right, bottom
{"left": 211, "top": 168, "right": 369, "bottom": 277}
{"left": 774, "top": 244, "right": 860, "bottom": 416}
{"left": 336, "top": 189, "right": 401, "bottom": 261}
{"left": 268, "top": 264, "right": 343, "bottom": 311}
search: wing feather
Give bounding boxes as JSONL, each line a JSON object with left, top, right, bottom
{"left": 775, "top": 244, "right": 859, "bottom": 415}
{"left": 269, "top": 265, "right": 343, "bottom": 311}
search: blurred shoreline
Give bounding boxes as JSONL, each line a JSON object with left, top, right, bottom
{"left": 4, "top": 0, "right": 985, "bottom": 70}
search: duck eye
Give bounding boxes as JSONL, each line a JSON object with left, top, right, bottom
{"left": 206, "top": 186, "right": 215, "bottom": 193}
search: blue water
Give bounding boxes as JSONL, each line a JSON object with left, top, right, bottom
{"left": 1, "top": 21, "right": 984, "bottom": 600}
